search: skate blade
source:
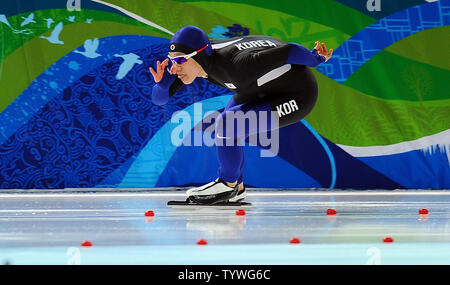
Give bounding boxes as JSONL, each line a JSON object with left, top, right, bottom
{"left": 167, "top": 200, "right": 252, "bottom": 210}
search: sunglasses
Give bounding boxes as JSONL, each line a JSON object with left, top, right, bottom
{"left": 168, "top": 44, "right": 208, "bottom": 65}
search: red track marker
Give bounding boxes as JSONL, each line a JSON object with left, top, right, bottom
{"left": 81, "top": 240, "right": 92, "bottom": 247}
{"left": 197, "top": 239, "right": 208, "bottom": 245}
{"left": 327, "top": 208, "right": 337, "bottom": 215}
{"left": 290, "top": 237, "right": 301, "bottom": 244}
{"left": 236, "top": 209, "right": 246, "bottom": 216}
{"left": 144, "top": 210, "right": 155, "bottom": 217}
{"left": 383, "top": 237, "right": 394, "bottom": 243}
{"left": 418, "top": 208, "right": 429, "bottom": 215}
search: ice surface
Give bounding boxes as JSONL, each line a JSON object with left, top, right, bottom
{"left": 0, "top": 189, "right": 449, "bottom": 264}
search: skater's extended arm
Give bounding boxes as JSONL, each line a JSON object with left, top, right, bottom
{"left": 287, "top": 41, "right": 333, "bottom": 67}
{"left": 235, "top": 41, "right": 333, "bottom": 70}
{"left": 149, "top": 59, "right": 183, "bottom": 106}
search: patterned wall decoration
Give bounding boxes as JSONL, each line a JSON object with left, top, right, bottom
{"left": 0, "top": 0, "right": 448, "bottom": 189}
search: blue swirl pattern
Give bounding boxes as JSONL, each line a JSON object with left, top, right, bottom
{"left": 0, "top": 39, "right": 230, "bottom": 189}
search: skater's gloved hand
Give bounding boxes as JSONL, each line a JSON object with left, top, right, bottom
{"left": 313, "top": 41, "right": 333, "bottom": 62}
{"left": 150, "top": 59, "right": 177, "bottom": 106}
{"left": 149, "top": 58, "right": 170, "bottom": 83}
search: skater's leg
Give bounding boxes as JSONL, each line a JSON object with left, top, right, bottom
{"left": 215, "top": 97, "right": 247, "bottom": 187}
{"left": 215, "top": 144, "right": 243, "bottom": 184}
{"left": 184, "top": 98, "right": 245, "bottom": 204}
{"left": 228, "top": 154, "right": 245, "bottom": 202}
{"left": 186, "top": 89, "right": 315, "bottom": 204}
{"left": 226, "top": 98, "right": 245, "bottom": 192}
{"left": 215, "top": 85, "right": 319, "bottom": 186}
{"left": 215, "top": 100, "right": 278, "bottom": 184}
{"left": 237, "top": 154, "right": 245, "bottom": 189}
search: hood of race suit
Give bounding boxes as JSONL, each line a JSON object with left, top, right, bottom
{"left": 169, "top": 25, "right": 214, "bottom": 73}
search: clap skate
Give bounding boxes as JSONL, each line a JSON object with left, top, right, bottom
{"left": 167, "top": 178, "right": 251, "bottom": 209}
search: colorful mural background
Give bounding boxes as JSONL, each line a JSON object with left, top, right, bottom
{"left": 0, "top": 0, "right": 449, "bottom": 189}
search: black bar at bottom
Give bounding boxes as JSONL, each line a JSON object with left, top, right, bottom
{"left": 0, "top": 265, "right": 446, "bottom": 283}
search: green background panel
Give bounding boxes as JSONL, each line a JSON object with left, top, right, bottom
{"left": 385, "top": 26, "right": 450, "bottom": 71}
{"left": 307, "top": 70, "right": 450, "bottom": 146}
{"left": 182, "top": 1, "right": 351, "bottom": 50}
{"left": 173, "top": 0, "right": 376, "bottom": 35}
{"left": 344, "top": 50, "right": 450, "bottom": 101}
{"left": 102, "top": 0, "right": 257, "bottom": 38}
{"left": 1, "top": 9, "right": 171, "bottom": 62}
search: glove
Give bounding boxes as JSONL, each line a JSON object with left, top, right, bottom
{"left": 151, "top": 63, "right": 177, "bottom": 106}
